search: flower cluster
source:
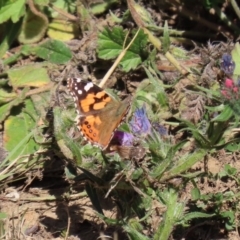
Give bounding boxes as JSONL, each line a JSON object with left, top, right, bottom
{"left": 220, "top": 53, "right": 235, "bottom": 76}
{"left": 113, "top": 131, "right": 134, "bottom": 146}
{"left": 220, "top": 53, "right": 240, "bottom": 100}
{"left": 112, "top": 105, "right": 168, "bottom": 147}
{"left": 221, "top": 78, "right": 239, "bottom": 100}
{"left": 129, "top": 105, "right": 151, "bottom": 137}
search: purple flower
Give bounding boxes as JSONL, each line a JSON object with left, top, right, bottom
{"left": 220, "top": 53, "right": 235, "bottom": 76}
{"left": 129, "top": 106, "right": 151, "bottom": 136}
{"left": 112, "top": 131, "right": 134, "bottom": 146}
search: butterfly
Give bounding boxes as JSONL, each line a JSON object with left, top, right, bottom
{"left": 67, "top": 77, "right": 131, "bottom": 150}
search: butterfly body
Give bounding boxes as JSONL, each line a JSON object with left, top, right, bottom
{"left": 67, "top": 78, "right": 131, "bottom": 149}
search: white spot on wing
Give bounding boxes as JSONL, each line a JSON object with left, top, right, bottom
{"left": 84, "top": 82, "right": 94, "bottom": 91}
{"left": 78, "top": 89, "right": 82, "bottom": 95}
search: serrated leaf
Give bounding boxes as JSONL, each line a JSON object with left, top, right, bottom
{"left": 98, "top": 27, "right": 147, "bottom": 72}
{"left": 33, "top": 39, "right": 72, "bottom": 64}
{"left": 8, "top": 65, "right": 51, "bottom": 87}
{"left": 3, "top": 99, "right": 40, "bottom": 160}
{"left": 120, "top": 52, "right": 142, "bottom": 72}
{"left": 0, "top": 0, "right": 25, "bottom": 24}
{"left": 98, "top": 27, "right": 127, "bottom": 58}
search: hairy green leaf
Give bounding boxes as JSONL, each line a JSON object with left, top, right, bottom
{"left": 3, "top": 99, "right": 40, "bottom": 160}
{"left": 8, "top": 64, "right": 51, "bottom": 87}
{"left": 33, "top": 39, "right": 72, "bottom": 64}
{"left": 0, "top": 0, "right": 25, "bottom": 24}
{"left": 98, "top": 27, "right": 147, "bottom": 72}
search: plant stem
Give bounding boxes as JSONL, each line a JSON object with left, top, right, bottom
{"left": 230, "top": 0, "right": 240, "bottom": 20}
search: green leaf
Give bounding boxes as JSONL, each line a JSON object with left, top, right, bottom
{"left": 85, "top": 182, "right": 104, "bottom": 215}
{"left": 0, "top": 0, "right": 25, "bottom": 24}
{"left": 182, "top": 212, "right": 215, "bottom": 222}
{"left": 98, "top": 27, "right": 148, "bottom": 72}
{"left": 0, "top": 88, "right": 28, "bottom": 123}
{"left": 124, "top": 225, "right": 151, "bottom": 240}
{"left": 18, "top": 9, "right": 48, "bottom": 44}
{"left": 3, "top": 99, "right": 40, "bottom": 160}
{"left": 90, "top": 0, "right": 118, "bottom": 15}
{"left": 162, "top": 149, "right": 207, "bottom": 181}
{"left": 211, "top": 105, "right": 233, "bottom": 122}
{"left": 208, "top": 122, "right": 227, "bottom": 146}
{"left": 47, "top": 19, "right": 79, "bottom": 41}
{"left": 162, "top": 21, "right": 170, "bottom": 53}
{"left": 0, "top": 89, "right": 17, "bottom": 104}
{"left": 64, "top": 164, "right": 77, "bottom": 179}
{"left": 132, "top": 168, "right": 143, "bottom": 180}
{"left": 150, "top": 140, "right": 187, "bottom": 179}
{"left": 109, "top": 10, "right": 123, "bottom": 23}
{"left": 191, "top": 187, "right": 201, "bottom": 200}
{"left": 45, "top": 0, "right": 75, "bottom": 18}
{"left": 98, "top": 27, "right": 125, "bottom": 58}
{"left": 224, "top": 164, "right": 237, "bottom": 176}
{"left": 231, "top": 42, "right": 240, "bottom": 82}
{"left": 154, "top": 189, "right": 184, "bottom": 240}
{"left": 228, "top": 99, "right": 240, "bottom": 116}
{"left": 53, "top": 106, "right": 80, "bottom": 162}
{"left": 220, "top": 211, "right": 235, "bottom": 230}
{"left": 178, "top": 119, "right": 211, "bottom": 148}
{"left": 128, "top": 0, "right": 155, "bottom": 27}
{"left": 0, "top": 20, "right": 23, "bottom": 58}
{"left": 33, "top": 39, "right": 72, "bottom": 64}
{"left": 7, "top": 64, "right": 51, "bottom": 87}
{"left": 77, "top": 167, "right": 105, "bottom": 185}
{"left": 225, "top": 142, "right": 240, "bottom": 152}
{"left": 0, "top": 129, "right": 39, "bottom": 185}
